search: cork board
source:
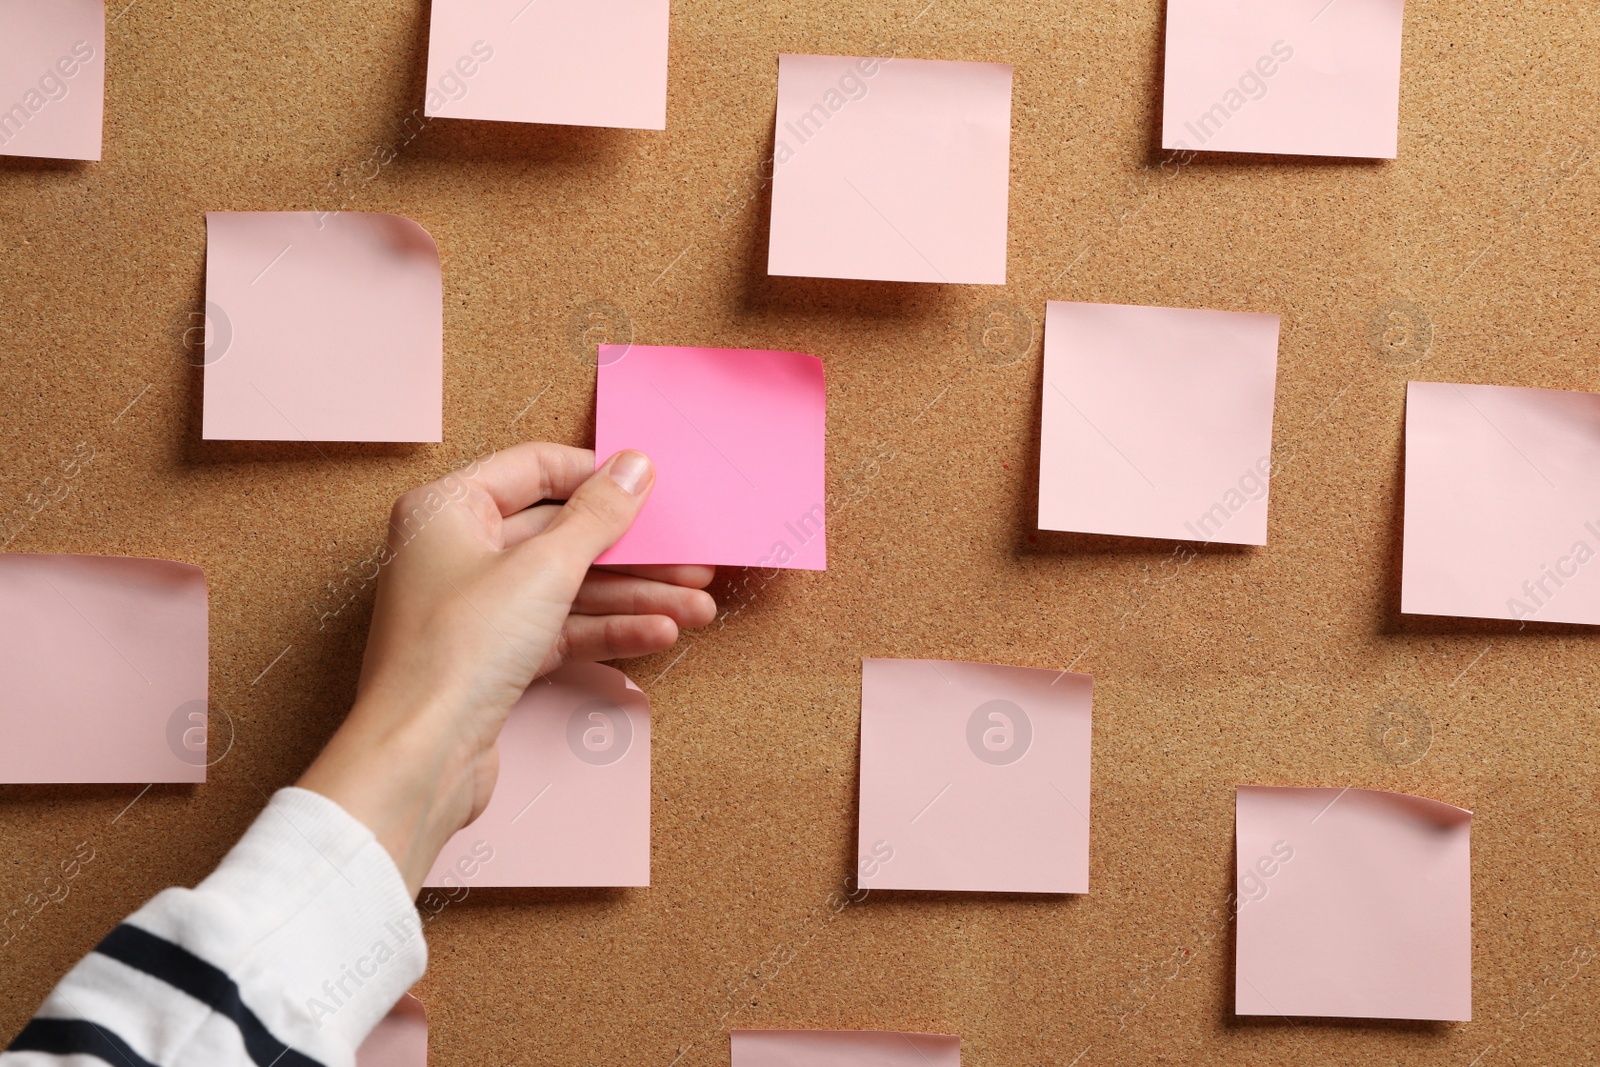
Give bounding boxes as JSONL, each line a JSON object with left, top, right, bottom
{"left": 3, "top": 1, "right": 1600, "bottom": 1064}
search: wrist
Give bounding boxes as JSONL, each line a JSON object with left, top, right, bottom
{"left": 297, "top": 692, "right": 482, "bottom": 897}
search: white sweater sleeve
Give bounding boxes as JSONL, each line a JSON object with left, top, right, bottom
{"left": 1, "top": 788, "right": 427, "bottom": 1067}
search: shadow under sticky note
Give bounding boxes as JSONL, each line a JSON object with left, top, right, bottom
{"left": 595, "top": 343, "right": 826, "bottom": 569}
{"left": 1038, "top": 300, "right": 1281, "bottom": 545}
{"left": 424, "top": 663, "right": 650, "bottom": 888}
{"left": 356, "top": 993, "right": 427, "bottom": 1067}
{"left": 202, "top": 211, "right": 443, "bottom": 442}
{"left": 0, "top": 554, "right": 208, "bottom": 783}
{"left": 424, "top": 0, "right": 669, "bottom": 130}
{"left": 732, "top": 1030, "right": 960, "bottom": 1067}
{"left": 856, "top": 658, "right": 1092, "bottom": 894}
{"left": 0, "top": 0, "right": 104, "bottom": 162}
{"left": 1161, "top": 0, "right": 1406, "bottom": 159}
{"left": 1235, "top": 785, "right": 1471, "bottom": 1021}
{"left": 768, "top": 54, "right": 1013, "bottom": 285}
{"left": 1401, "top": 380, "right": 1600, "bottom": 625}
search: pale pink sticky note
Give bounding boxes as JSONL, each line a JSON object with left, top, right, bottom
{"left": 1402, "top": 381, "right": 1600, "bottom": 625}
{"left": 732, "top": 1030, "right": 960, "bottom": 1067}
{"left": 0, "top": 1, "right": 104, "bottom": 161}
{"left": 856, "top": 659, "right": 1092, "bottom": 894}
{"left": 1038, "top": 301, "right": 1280, "bottom": 545}
{"left": 356, "top": 994, "right": 426, "bottom": 1067}
{"left": 424, "top": 0, "right": 669, "bottom": 130}
{"left": 768, "top": 54, "right": 1013, "bottom": 285}
{"left": 595, "top": 344, "right": 826, "bottom": 569}
{"left": 0, "top": 554, "right": 208, "bottom": 784}
{"left": 1162, "top": 0, "right": 1406, "bottom": 159}
{"left": 1235, "top": 786, "right": 1472, "bottom": 1021}
{"left": 203, "top": 212, "right": 443, "bottom": 442}
{"left": 424, "top": 663, "right": 649, "bottom": 888}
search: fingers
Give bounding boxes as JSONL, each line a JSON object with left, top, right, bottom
{"left": 458, "top": 442, "right": 597, "bottom": 517}
{"left": 571, "top": 571, "right": 717, "bottom": 626}
{"left": 597, "top": 563, "right": 716, "bottom": 589}
{"left": 544, "top": 613, "right": 680, "bottom": 670}
{"left": 530, "top": 451, "right": 655, "bottom": 573}
{"left": 500, "top": 503, "right": 561, "bottom": 546}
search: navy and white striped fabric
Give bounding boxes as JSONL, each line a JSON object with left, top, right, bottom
{"left": 3, "top": 789, "right": 425, "bottom": 1067}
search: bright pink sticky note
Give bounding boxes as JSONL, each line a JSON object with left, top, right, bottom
{"left": 203, "top": 212, "right": 443, "bottom": 442}
{"left": 0, "top": 1, "right": 104, "bottom": 161}
{"left": 0, "top": 554, "right": 208, "bottom": 784}
{"left": 424, "top": 663, "right": 649, "bottom": 888}
{"left": 1161, "top": 0, "right": 1406, "bottom": 159}
{"left": 856, "top": 659, "right": 1092, "bottom": 894}
{"left": 356, "top": 994, "right": 427, "bottom": 1067}
{"left": 595, "top": 344, "right": 826, "bottom": 569}
{"left": 1039, "top": 301, "right": 1280, "bottom": 545}
{"left": 424, "top": 0, "right": 669, "bottom": 130}
{"left": 768, "top": 54, "right": 1013, "bottom": 285}
{"left": 1235, "top": 786, "right": 1472, "bottom": 1021}
{"left": 1402, "top": 381, "right": 1600, "bottom": 625}
{"left": 732, "top": 1030, "right": 960, "bottom": 1067}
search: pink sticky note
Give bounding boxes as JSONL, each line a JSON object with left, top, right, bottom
{"left": 856, "top": 659, "right": 1092, "bottom": 894}
{"left": 1038, "top": 301, "right": 1281, "bottom": 545}
{"left": 1235, "top": 786, "right": 1472, "bottom": 1021}
{"left": 356, "top": 994, "right": 427, "bottom": 1067}
{"left": 203, "top": 212, "right": 443, "bottom": 442}
{"left": 1402, "top": 381, "right": 1600, "bottom": 625}
{"left": 1162, "top": 0, "right": 1406, "bottom": 159}
{"left": 0, "top": 1, "right": 104, "bottom": 161}
{"left": 732, "top": 1031, "right": 960, "bottom": 1067}
{"left": 424, "top": 0, "right": 669, "bottom": 130}
{"left": 768, "top": 54, "right": 1013, "bottom": 285}
{"left": 0, "top": 554, "right": 208, "bottom": 784}
{"left": 595, "top": 344, "right": 826, "bottom": 569}
{"left": 424, "top": 663, "right": 649, "bottom": 888}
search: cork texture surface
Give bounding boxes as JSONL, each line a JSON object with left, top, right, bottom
{"left": 3, "top": 0, "right": 1600, "bottom": 1064}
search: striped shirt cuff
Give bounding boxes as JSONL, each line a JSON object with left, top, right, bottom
{"left": 11, "top": 787, "right": 428, "bottom": 1067}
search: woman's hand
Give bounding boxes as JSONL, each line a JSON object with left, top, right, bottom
{"left": 298, "top": 443, "right": 715, "bottom": 895}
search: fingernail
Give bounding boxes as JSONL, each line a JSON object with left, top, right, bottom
{"left": 608, "top": 450, "right": 652, "bottom": 495}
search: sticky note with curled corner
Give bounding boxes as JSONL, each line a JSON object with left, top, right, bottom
{"left": 424, "top": 0, "right": 669, "bottom": 130}
{"left": 0, "top": 554, "right": 208, "bottom": 783}
{"left": 202, "top": 211, "right": 443, "bottom": 442}
{"left": 1038, "top": 300, "right": 1281, "bottom": 546}
{"left": 594, "top": 343, "right": 826, "bottom": 569}
{"left": 0, "top": 0, "right": 104, "bottom": 161}
{"left": 1402, "top": 380, "right": 1600, "bottom": 625}
{"left": 356, "top": 993, "right": 427, "bottom": 1067}
{"left": 1235, "top": 785, "right": 1472, "bottom": 1021}
{"left": 855, "top": 658, "right": 1092, "bottom": 894}
{"left": 732, "top": 1029, "right": 960, "bottom": 1067}
{"left": 424, "top": 662, "right": 650, "bottom": 888}
{"left": 768, "top": 54, "right": 1013, "bottom": 284}
{"left": 1161, "top": 0, "right": 1406, "bottom": 159}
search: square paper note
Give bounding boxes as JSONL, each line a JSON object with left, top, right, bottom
{"left": 732, "top": 1031, "right": 959, "bottom": 1067}
{"left": 1038, "top": 301, "right": 1280, "bottom": 545}
{"left": 203, "top": 212, "right": 443, "bottom": 442}
{"left": 1162, "top": 0, "right": 1406, "bottom": 159}
{"left": 1403, "top": 381, "right": 1600, "bottom": 625}
{"left": 0, "top": 0, "right": 104, "bottom": 161}
{"left": 1235, "top": 786, "right": 1471, "bottom": 1021}
{"left": 425, "top": 663, "right": 650, "bottom": 888}
{"left": 768, "top": 54, "right": 1013, "bottom": 284}
{"left": 595, "top": 344, "right": 826, "bottom": 569}
{"left": 425, "top": 0, "right": 669, "bottom": 129}
{"left": 856, "top": 659, "right": 1092, "bottom": 894}
{"left": 0, "top": 555, "right": 208, "bottom": 783}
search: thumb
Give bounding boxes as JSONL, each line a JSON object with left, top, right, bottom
{"left": 534, "top": 449, "right": 655, "bottom": 572}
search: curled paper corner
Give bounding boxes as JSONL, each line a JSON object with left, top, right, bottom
{"left": 355, "top": 992, "right": 427, "bottom": 1067}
